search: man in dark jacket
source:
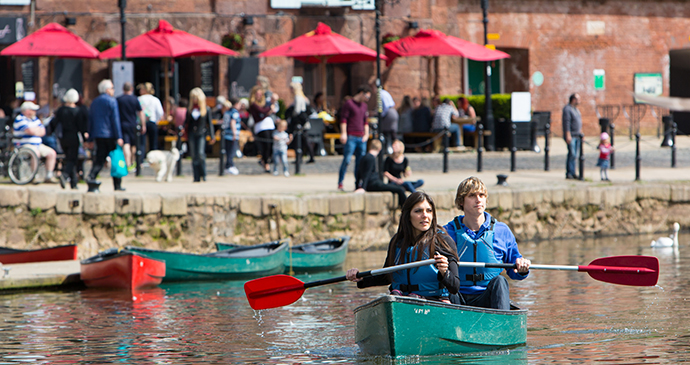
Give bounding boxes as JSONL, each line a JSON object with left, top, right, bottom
{"left": 86, "top": 79, "right": 124, "bottom": 192}
{"left": 562, "top": 93, "right": 582, "bottom": 179}
{"left": 355, "top": 139, "right": 407, "bottom": 208}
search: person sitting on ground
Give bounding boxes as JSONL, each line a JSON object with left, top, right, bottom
{"left": 13, "top": 101, "right": 57, "bottom": 183}
{"left": 354, "top": 139, "right": 407, "bottom": 208}
{"left": 384, "top": 140, "right": 424, "bottom": 193}
{"left": 346, "top": 191, "right": 460, "bottom": 303}
{"left": 431, "top": 98, "right": 462, "bottom": 148}
{"left": 442, "top": 176, "right": 531, "bottom": 309}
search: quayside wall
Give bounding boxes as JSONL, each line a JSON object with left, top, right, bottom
{"left": 0, "top": 184, "right": 686, "bottom": 258}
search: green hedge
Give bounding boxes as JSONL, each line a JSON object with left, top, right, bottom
{"left": 440, "top": 94, "right": 512, "bottom": 121}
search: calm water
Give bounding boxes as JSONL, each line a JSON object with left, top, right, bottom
{"left": 1, "top": 234, "right": 688, "bottom": 364}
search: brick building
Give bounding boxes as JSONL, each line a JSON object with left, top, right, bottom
{"left": 1, "top": 0, "right": 689, "bottom": 137}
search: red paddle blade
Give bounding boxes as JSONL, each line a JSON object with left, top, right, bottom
{"left": 244, "top": 274, "right": 306, "bottom": 310}
{"left": 579, "top": 255, "right": 659, "bottom": 287}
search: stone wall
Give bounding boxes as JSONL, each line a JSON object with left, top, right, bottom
{"left": 0, "top": 184, "right": 688, "bottom": 258}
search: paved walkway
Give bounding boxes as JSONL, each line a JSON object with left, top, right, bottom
{"left": 4, "top": 134, "right": 690, "bottom": 195}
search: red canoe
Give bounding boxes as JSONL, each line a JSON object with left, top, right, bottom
{"left": 80, "top": 249, "right": 166, "bottom": 290}
{"left": 0, "top": 244, "right": 78, "bottom": 264}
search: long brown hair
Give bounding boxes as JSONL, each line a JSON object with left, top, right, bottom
{"left": 385, "top": 192, "right": 458, "bottom": 266}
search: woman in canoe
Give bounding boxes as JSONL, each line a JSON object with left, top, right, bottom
{"left": 443, "top": 176, "right": 531, "bottom": 310}
{"left": 346, "top": 192, "right": 460, "bottom": 303}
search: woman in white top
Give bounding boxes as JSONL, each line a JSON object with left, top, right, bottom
{"left": 137, "top": 82, "right": 164, "bottom": 152}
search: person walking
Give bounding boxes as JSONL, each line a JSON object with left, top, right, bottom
{"left": 183, "top": 87, "right": 216, "bottom": 182}
{"left": 222, "top": 98, "right": 241, "bottom": 175}
{"left": 379, "top": 87, "right": 399, "bottom": 154}
{"left": 137, "top": 82, "right": 164, "bottom": 154}
{"left": 562, "top": 93, "right": 582, "bottom": 180}
{"left": 337, "top": 85, "right": 371, "bottom": 191}
{"left": 86, "top": 79, "right": 125, "bottom": 192}
{"left": 286, "top": 82, "right": 316, "bottom": 164}
{"left": 116, "top": 82, "right": 146, "bottom": 171}
{"left": 249, "top": 85, "right": 278, "bottom": 173}
{"left": 52, "top": 89, "right": 87, "bottom": 189}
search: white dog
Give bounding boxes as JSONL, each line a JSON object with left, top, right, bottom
{"left": 146, "top": 147, "right": 180, "bottom": 182}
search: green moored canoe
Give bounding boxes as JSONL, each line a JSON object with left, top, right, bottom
{"left": 125, "top": 238, "right": 289, "bottom": 282}
{"left": 215, "top": 236, "right": 349, "bottom": 273}
{"left": 354, "top": 295, "right": 527, "bottom": 357}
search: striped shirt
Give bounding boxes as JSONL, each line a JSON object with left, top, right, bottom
{"left": 13, "top": 114, "right": 44, "bottom": 147}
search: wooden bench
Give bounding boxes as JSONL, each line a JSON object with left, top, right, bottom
{"left": 323, "top": 133, "right": 341, "bottom": 155}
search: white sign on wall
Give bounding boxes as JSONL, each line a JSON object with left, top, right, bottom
{"left": 511, "top": 92, "right": 532, "bottom": 122}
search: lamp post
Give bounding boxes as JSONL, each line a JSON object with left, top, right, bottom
{"left": 375, "top": 0, "right": 384, "bottom": 180}
{"left": 119, "top": 0, "right": 126, "bottom": 60}
{"left": 481, "top": 0, "right": 495, "bottom": 151}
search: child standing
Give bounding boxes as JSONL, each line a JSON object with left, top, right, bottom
{"left": 272, "top": 119, "right": 293, "bottom": 177}
{"left": 222, "top": 98, "right": 242, "bottom": 175}
{"left": 597, "top": 132, "right": 613, "bottom": 181}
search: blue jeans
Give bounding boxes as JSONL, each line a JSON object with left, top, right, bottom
{"left": 224, "top": 139, "right": 237, "bottom": 168}
{"left": 272, "top": 149, "right": 289, "bottom": 174}
{"left": 432, "top": 123, "right": 462, "bottom": 147}
{"left": 401, "top": 179, "right": 424, "bottom": 193}
{"left": 338, "top": 136, "right": 367, "bottom": 186}
{"left": 565, "top": 136, "right": 581, "bottom": 178}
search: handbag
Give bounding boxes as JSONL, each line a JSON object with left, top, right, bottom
{"left": 110, "top": 145, "right": 128, "bottom": 178}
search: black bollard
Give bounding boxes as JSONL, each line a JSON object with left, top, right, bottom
{"left": 477, "top": 123, "right": 484, "bottom": 172}
{"left": 135, "top": 124, "right": 142, "bottom": 176}
{"left": 610, "top": 124, "right": 616, "bottom": 169}
{"left": 295, "top": 124, "right": 303, "bottom": 175}
{"left": 635, "top": 132, "right": 641, "bottom": 181}
{"left": 661, "top": 115, "right": 673, "bottom": 147}
{"left": 672, "top": 122, "right": 677, "bottom": 168}
{"left": 578, "top": 134, "right": 585, "bottom": 180}
{"left": 544, "top": 121, "right": 550, "bottom": 171}
{"left": 219, "top": 123, "right": 226, "bottom": 176}
{"left": 510, "top": 123, "right": 516, "bottom": 172}
{"left": 443, "top": 126, "right": 449, "bottom": 173}
{"left": 176, "top": 125, "right": 183, "bottom": 176}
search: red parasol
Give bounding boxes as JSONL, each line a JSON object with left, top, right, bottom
{"left": 384, "top": 29, "right": 510, "bottom": 95}
{"left": 1, "top": 22, "right": 100, "bottom": 108}
{"left": 99, "top": 20, "right": 238, "bottom": 106}
{"left": 260, "top": 22, "right": 387, "bottom": 96}
{"left": 98, "top": 20, "right": 238, "bottom": 59}
{"left": 0, "top": 22, "right": 99, "bottom": 59}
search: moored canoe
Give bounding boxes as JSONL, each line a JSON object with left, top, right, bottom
{"left": 80, "top": 249, "right": 166, "bottom": 290}
{"left": 0, "top": 244, "right": 78, "bottom": 264}
{"left": 126, "top": 238, "right": 289, "bottom": 282}
{"left": 354, "top": 295, "right": 527, "bottom": 357}
{"left": 215, "top": 236, "right": 349, "bottom": 273}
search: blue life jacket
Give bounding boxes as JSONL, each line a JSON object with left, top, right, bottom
{"left": 390, "top": 244, "right": 449, "bottom": 298}
{"left": 454, "top": 216, "right": 502, "bottom": 287}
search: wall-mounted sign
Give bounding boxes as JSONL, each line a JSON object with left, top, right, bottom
{"left": 594, "top": 69, "right": 605, "bottom": 90}
{"left": 0, "top": 17, "right": 25, "bottom": 44}
{"left": 511, "top": 92, "right": 532, "bottom": 122}
{"left": 633, "top": 72, "right": 662, "bottom": 104}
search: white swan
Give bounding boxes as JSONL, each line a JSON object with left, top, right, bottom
{"left": 651, "top": 222, "right": 680, "bottom": 247}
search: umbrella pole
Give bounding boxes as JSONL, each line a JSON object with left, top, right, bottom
{"left": 320, "top": 60, "right": 327, "bottom": 101}
{"left": 434, "top": 56, "right": 441, "bottom": 97}
{"left": 163, "top": 58, "right": 170, "bottom": 113}
{"left": 426, "top": 57, "right": 433, "bottom": 98}
{"left": 48, "top": 56, "right": 55, "bottom": 112}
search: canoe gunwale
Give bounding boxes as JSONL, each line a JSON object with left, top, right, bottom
{"left": 354, "top": 294, "right": 527, "bottom": 315}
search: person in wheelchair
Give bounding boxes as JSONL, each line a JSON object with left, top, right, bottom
{"left": 12, "top": 101, "right": 57, "bottom": 183}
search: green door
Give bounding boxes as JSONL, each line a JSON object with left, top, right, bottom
{"left": 468, "top": 59, "right": 501, "bottom": 96}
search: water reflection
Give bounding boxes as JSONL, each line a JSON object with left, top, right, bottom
{"left": 0, "top": 235, "right": 689, "bottom": 363}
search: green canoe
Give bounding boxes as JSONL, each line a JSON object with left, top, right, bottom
{"left": 215, "top": 236, "right": 349, "bottom": 273}
{"left": 125, "top": 238, "right": 289, "bottom": 282}
{"left": 354, "top": 295, "right": 527, "bottom": 357}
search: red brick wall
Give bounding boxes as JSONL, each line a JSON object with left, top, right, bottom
{"left": 2, "top": 0, "right": 690, "bottom": 137}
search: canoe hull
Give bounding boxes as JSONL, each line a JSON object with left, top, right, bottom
{"left": 127, "top": 239, "right": 289, "bottom": 282}
{"left": 80, "top": 251, "right": 165, "bottom": 290}
{"left": 354, "top": 295, "right": 527, "bottom": 357}
{"left": 0, "top": 244, "right": 78, "bottom": 264}
{"left": 215, "top": 236, "right": 349, "bottom": 272}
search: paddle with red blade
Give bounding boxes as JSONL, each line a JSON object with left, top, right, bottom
{"left": 458, "top": 255, "right": 659, "bottom": 287}
{"left": 244, "top": 258, "right": 436, "bottom": 310}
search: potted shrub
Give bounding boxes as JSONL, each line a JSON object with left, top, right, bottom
{"left": 222, "top": 33, "right": 244, "bottom": 52}
{"left": 95, "top": 38, "right": 118, "bottom": 52}
{"left": 382, "top": 33, "right": 400, "bottom": 45}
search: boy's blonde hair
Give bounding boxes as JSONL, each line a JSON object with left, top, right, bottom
{"left": 454, "top": 176, "right": 488, "bottom": 211}
{"left": 277, "top": 119, "right": 288, "bottom": 129}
